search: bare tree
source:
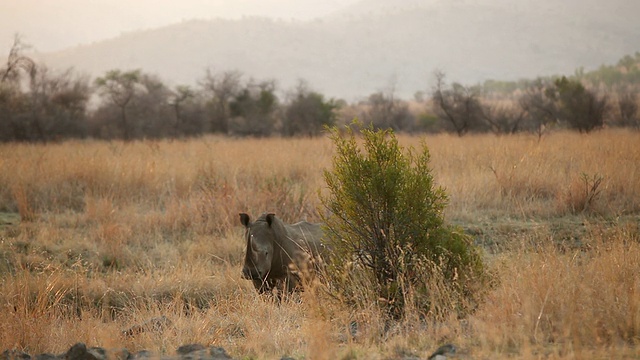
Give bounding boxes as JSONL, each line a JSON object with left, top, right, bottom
{"left": 0, "top": 34, "right": 35, "bottom": 141}
{"left": 0, "top": 34, "right": 35, "bottom": 84}
{"left": 431, "top": 70, "right": 485, "bottom": 136}
{"left": 518, "top": 79, "right": 558, "bottom": 138}
{"left": 481, "top": 102, "right": 526, "bottom": 134}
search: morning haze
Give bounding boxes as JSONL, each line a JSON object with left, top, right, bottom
{"left": 1, "top": 0, "right": 638, "bottom": 99}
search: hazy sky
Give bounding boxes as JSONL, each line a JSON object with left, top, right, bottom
{"left": 0, "top": 0, "right": 361, "bottom": 53}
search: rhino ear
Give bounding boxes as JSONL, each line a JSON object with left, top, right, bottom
{"left": 266, "top": 213, "right": 276, "bottom": 227}
{"left": 240, "top": 213, "right": 250, "bottom": 227}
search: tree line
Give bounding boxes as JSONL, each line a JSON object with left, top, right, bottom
{"left": 1, "top": 36, "right": 639, "bottom": 142}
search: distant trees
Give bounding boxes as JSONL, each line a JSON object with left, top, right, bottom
{"left": 282, "top": 80, "right": 338, "bottom": 137}
{"left": 1, "top": 35, "right": 89, "bottom": 142}
{"left": 200, "top": 69, "right": 242, "bottom": 134}
{"left": 94, "top": 70, "right": 143, "bottom": 140}
{"left": 91, "top": 70, "right": 332, "bottom": 139}
{"left": 615, "top": 90, "right": 639, "bottom": 129}
{"left": 360, "top": 85, "right": 415, "bottom": 132}
{"left": 481, "top": 102, "right": 525, "bottom": 135}
{"left": 27, "top": 66, "right": 90, "bottom": 140}
{"left": 518, "top": 79, "right": 559, "bottom": 136}
{"left": 228, "top": 79, "right": 278, "bottom": 137}
{"left": 547, "top": 76, "right": 608, "bottom": 133}
{"left": 169, "top": 85, "right": 208, "bottom": 137}
{"left": 1, "top": 37, "right": 639, "bottom": 143}
{"left": 516, "top": 76, "right": 608, "bottom": 134}
{"left": 430, "top": 72, "right": 618, "bottom": 136}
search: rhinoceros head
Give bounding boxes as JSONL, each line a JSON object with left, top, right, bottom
{"left": 240, "top": 213, "right": 276, "bottom": 282}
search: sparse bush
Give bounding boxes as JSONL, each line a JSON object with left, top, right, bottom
{"left": 282, "top": 81, "right": 338, "bottom": 137}
{"left": 558, "top": 172, "right": 605, "bottom": 214}
{"left": 616, "top": 90, "right": 639, "bottom": 129}
{"left": 518, "top": 78, "right": 558, "bottom": 137}
{"left": 360, "top": 88, "right": 415, "bottom": 132}
{"left": 228, "top": 80, "right": 278, "bottom": 137}
{"left": 548, "top": 76, "right": 608, "bottom": 133}
{"left": 321, "top": 123, "right": 487, "bottom": 320}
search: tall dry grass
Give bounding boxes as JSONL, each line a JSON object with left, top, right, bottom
{"left": 0, "top": 129, "right": 639, "bottom": 358}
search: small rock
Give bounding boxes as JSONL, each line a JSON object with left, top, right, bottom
{"left": 175, "top": 346, "right": 233, "bottom": 360}
{"left": 427, "top": 344, "right": 456, "bottom": 360}
{"left": 34, "top": 355, "right": 59, "bottom": 360}
{"left": 107, "top": 349, "right": 130, "bottom": 360}
{"left": 206, "top": 347, "right": 233, "bottom": 360}
{"left": 66, "top": 343, "right": 100, "bottom": 360}
{"left": 1, "top": 350, "right": 31, "bottom": 360}
{"left": 129, "top": 350, "right": 152, "bottom": 360}
{"left": 176, "top": 345, "right": 206, "bottom": 355}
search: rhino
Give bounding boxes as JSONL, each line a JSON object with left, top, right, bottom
{"left": 240, "top": 212, "right": 328, "bottom": 294}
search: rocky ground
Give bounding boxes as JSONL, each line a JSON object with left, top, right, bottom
{"left": 1, "top": 342, "right": 457, "bottom": 360}
{"left": 1, "top": 343, "right": 233, "bottom": 360}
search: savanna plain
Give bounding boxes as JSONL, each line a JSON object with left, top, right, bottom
{"left": 0, "top": 130, "right": 639, "bottom": 359}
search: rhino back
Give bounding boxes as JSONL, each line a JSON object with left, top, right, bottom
{"left": 286, "top": 222, "right": 326, "bottom": 256}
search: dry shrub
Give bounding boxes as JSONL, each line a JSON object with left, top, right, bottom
{"left": 83, "top": 194, "right": 117, "bottom": 224}
{"left": 11, "top": 184, "right": 36, "bottom": 222}
{"left": 555, "top": 172, "right": 605, "bottom": 214}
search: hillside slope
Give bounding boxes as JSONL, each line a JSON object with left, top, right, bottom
{"left": 35, "top": 0, "right": 640, "bottom": 99}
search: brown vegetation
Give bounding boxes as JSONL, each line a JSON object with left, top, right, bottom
{"left": 0, "top": 130, "right": 639, "bottom": 358}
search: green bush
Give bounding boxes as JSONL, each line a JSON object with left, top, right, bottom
{"left": 321, "top": 123, "right": 486, "bottom": 320}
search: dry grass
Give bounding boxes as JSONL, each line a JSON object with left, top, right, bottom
{"left": 0, "top": 129, "right": 639, "bottom": 359}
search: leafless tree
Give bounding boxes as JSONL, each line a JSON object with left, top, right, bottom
{"left": 518, "top": 79, "right": 558, "bottom": 138}
{"left": 0, "top": 34, "right": 35, "bottom": 84}
{"left": 481, "top": 102, "right": 526, "bottom": 134}
{"left": 431, "top": 70, "right": 485, "bottom": 136}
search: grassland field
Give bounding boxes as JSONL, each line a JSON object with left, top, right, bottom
{"left": 0, "top": 129, "right": 639, "bottom": 359}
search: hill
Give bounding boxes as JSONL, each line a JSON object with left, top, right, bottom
{"left": 34, "top": 0, "right": 640, "bottom": 100}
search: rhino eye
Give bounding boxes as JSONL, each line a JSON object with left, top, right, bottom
{"left": 250, "top": 235, "right": 258, "bottom": 251}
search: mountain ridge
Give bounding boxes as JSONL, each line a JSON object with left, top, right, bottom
{"left": 32, "top": 0, "right": 640, "bottom": 99}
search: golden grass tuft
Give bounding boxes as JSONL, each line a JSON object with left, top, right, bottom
{"left": 471, "top": 222, "right": 640, "bottom": 356}
{"left": 0, "top": 129, "right": 639, "bottom": 358}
